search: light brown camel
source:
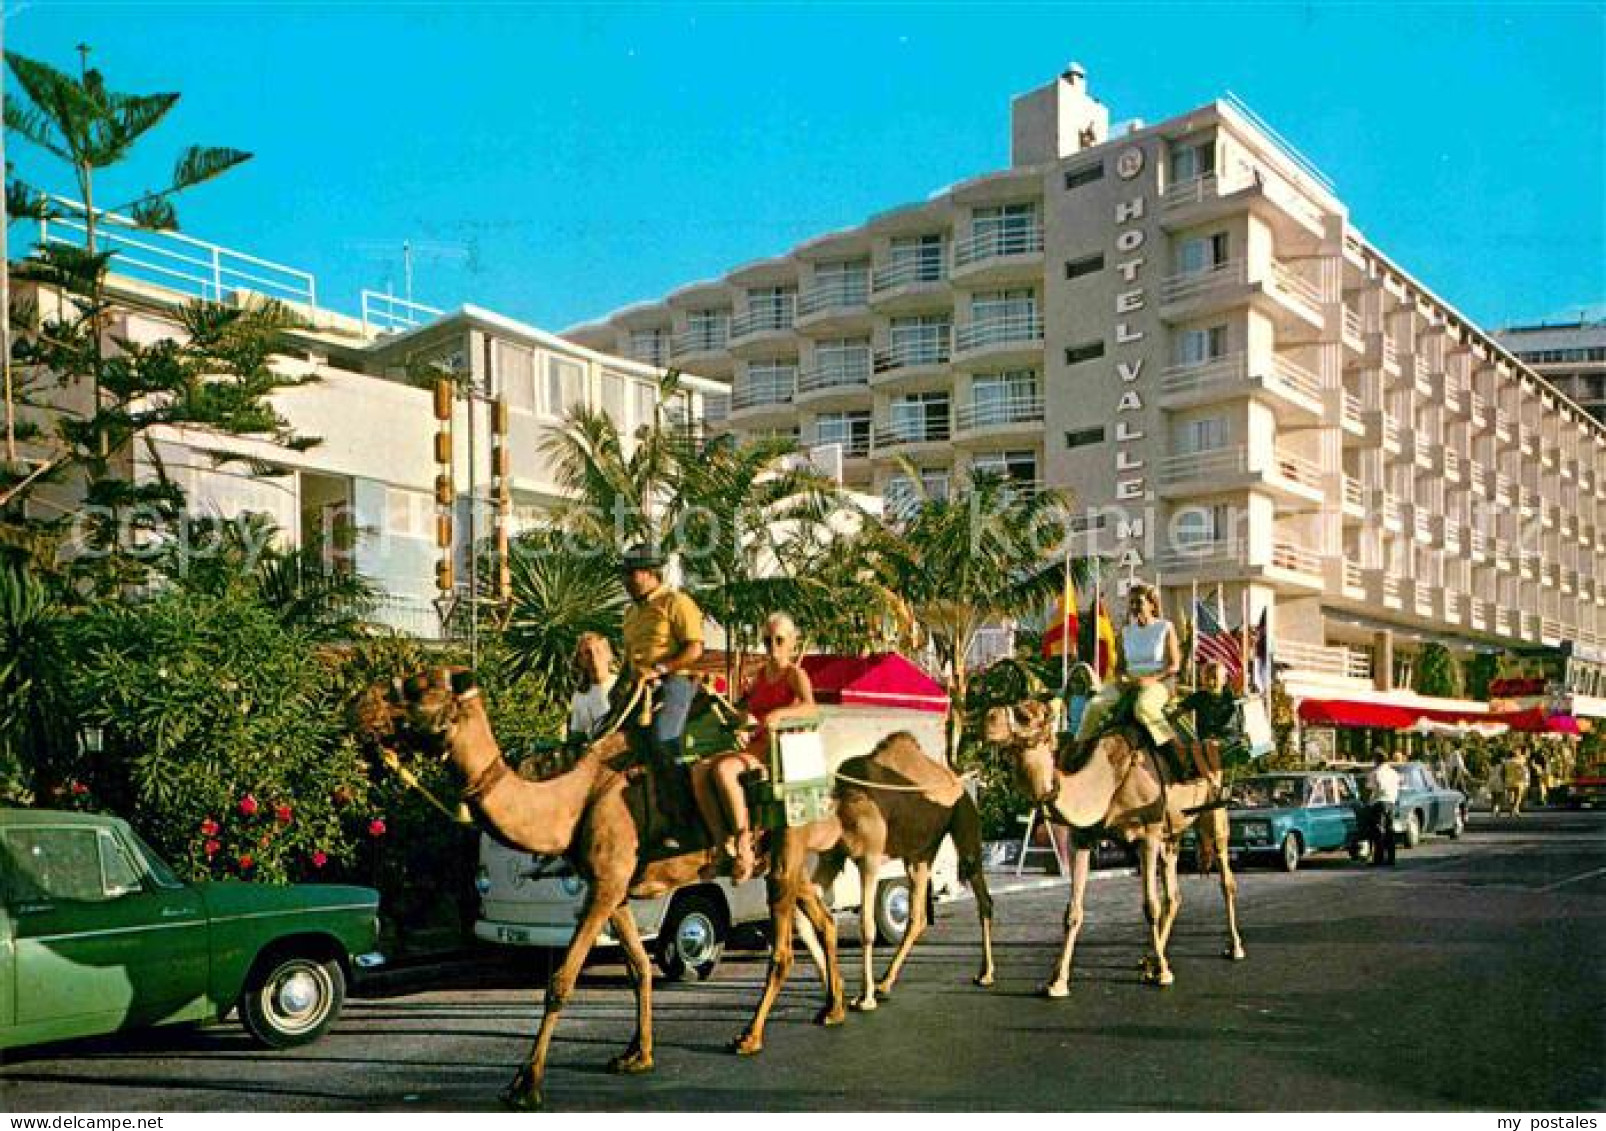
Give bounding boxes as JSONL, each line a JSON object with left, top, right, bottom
{"left": 983, "top": 699, "right": 1245, "bottom": 995}
{"left": 814, "top": 732, "right": 996, "bottom": 1010}
{"left": 357, "top": 668, "right": 847, "bottom": 1110}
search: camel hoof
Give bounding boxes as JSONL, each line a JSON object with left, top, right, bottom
{"left": 850, "top": 995, "right": 879, "bottom": 1013}
{"left": 816, "top": 1004, "right": 847, "bottom": 1026}
{"left": 499, "top": 1069, "right": 543, "bottom": 1111}
{"left": 1038, "top": 980, "right": 1070, "bottom": 999}
{"left": 607, "top": 1050, "right": 654, "bottom": 1075}
{"left": 729, "top": 1032, "right": 764, "bottom": 1057}
{"left": 874, "top": 981, "right": 895, "bottom": 1000}
{"left": 973, "top": 972, "right": 996, "bottom": 988}
{"left": 1141, "top": 968, "right": 1176, "bottom": 988}
{"left": 1224, "top": 944, "right": 1246, "bottom": 962}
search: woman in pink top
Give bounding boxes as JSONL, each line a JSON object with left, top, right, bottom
{"left": 692, "top": 612, "right": 814, "bottom": 880}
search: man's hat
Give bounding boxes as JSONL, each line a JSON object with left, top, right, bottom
{"left": 619, "top": 543, "right": 667, "bottom": 571}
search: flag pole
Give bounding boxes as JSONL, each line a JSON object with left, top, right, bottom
{"left": 1241, "top": 586, "right": 1252, "bottom": 696}
{"left": 1059, "top": 546, "right": 1072, "bottom": 692}
{"left": 1189, "top": 577, "right": 1199, "bottom": 688}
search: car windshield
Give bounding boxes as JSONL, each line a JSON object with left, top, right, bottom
{"left": 1230, "top": 776, "right": 1307, "bottom": 809}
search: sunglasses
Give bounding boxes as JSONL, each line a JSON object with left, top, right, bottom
{"left": 763, "top": 635, "right": 790, "bottom": 645}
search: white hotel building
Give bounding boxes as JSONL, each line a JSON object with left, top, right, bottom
{"left": 564, "top": 66, "right": 1606, "bottom": 711}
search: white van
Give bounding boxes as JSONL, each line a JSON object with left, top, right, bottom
{"left": 473, "top": 653, "right": 962, "bottom": 980}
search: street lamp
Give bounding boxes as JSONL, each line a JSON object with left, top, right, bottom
{"left": 78, "top": 724, "right": 104, "bottom": 756}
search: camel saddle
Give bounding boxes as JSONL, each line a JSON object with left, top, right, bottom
{"left": 741, "top": 713, "right": 833, "bottom": 830}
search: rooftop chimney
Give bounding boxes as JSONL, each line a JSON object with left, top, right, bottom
{"left": 1011, "top": 63, "right": 1110, "bottom": 166}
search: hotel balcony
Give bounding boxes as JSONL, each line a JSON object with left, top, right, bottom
{"left": 728, "top": 305, "right": 797, "bottom": 356}
{"left": 795, "top": 278, "right": 871, "bottom": 336}
{"left": 795, "top": 357, "right": 873, "bottom": 409}
{"left": 1277, "top": 639, "right": 1374, "bottom": 681}
{"left": 869, "top": 259, "right": 950, "bottom": 314}
{"left": 1267, "top": 540, "right": 1325, "bottom": 592}
{"left": 1443, "top": 378, "right": 1467, "bottom": 418}
{"left": 807, "top": 432, "right": 871, "bottom": 468}
{"left": 1468, "top": 598, "right": 1490, "bottom": 632}
{"left": 1159, "top": 164, "right": 1328, "bottom": 243}
{"left": 1360, "top": 409, "right": 1403, "bottom": 455}
{"left": 672, "top": 325, "right": 732, "bottom": 364}
{"left": 1361, "top": 332, "right": 1403, "bottom": 378}
{"left": 1467, "top": 526, "right": 1488, "bottom": 564}
{"left": 1340, "top": 306, "right": 1366, "bottom": 354}
{"left": 1409, "top": 353, "right": 1434, "bottom": 399}
{"left": 1407, "top": 504, "right": 1434, "bottom": 545}
{"left": 950, "top": 224, "right": 1045, "bottom": 286}
{"left": 953, "top": 393, "right": 1045, "bottom": 445}
{"left": 952, "top": 313, "right": 1044, "bottom": 367}
{"left": 1158, "top": 258, "right": 1325, "bottom": 338}
{"left": 728, "top": 369, "right": 797, "bottom": 425}
{"left": 1437, "top": 590, "right": 1465, "bottom": 626}
{"left": 871, "top": 413, "right": 953, "bottom": 459}
{"left": 871, "top": 336, "right": 953, "bottom": 391}
{"left": 1469, "top": 392, "right": 1490, "bottom": 429}
{"left": 1337, "top": 557, "right": 1367, "bottom": 600}
{"left": 1341, "top": 475, "right": 1365, "bottom": 523}
{"left": 1367, "top": 569, "right": 1405, "bottom": 611}
{"left": 1159, "top": 351, "right": 1323, "bottom": 423}
{"left": 1374, "top": 491, "right": 1405, "bottom": 533}
{"left": 1156, "top": 445, "right": 1325, "bottom": 510}
{"left": 1438, "top": 517, "right": 1464, "bottom": 554}
{"left": 1340, "top": 391, "right": 1368, "bottom": 442}
{"left": 1542, "top": 617, "right": 1566, "bottom": 646}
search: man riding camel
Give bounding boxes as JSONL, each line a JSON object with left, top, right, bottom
{"left": 619, "top": 543, "right": 705, "bottom": 849}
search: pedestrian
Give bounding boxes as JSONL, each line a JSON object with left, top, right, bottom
{"left": 1445, "top": 744, "right": 1469, "bottom": 792}
{"left": 1502, "top": 747, "right": 1530, "bottom": 817}
{"left": 1366, "top": 752, "right": 1401, "bottom": 866}
{"left": 1530, "top": 746, "right": 1549, "bottom": 807}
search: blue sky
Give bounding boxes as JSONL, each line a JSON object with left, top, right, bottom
{"left": 8, "top": 3, "right": 1604, "bottom": 332}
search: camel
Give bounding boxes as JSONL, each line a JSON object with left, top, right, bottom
{"left": 357, "top": 668, "right": 847, "bottom": 1109}
{"left": 813, "top": 731, "right": 996, "bottom": 1011}
{"left": 982, "top": 698, "right": 1245, "bottom": 995}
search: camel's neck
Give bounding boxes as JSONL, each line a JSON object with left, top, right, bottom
{"left": 1048, "top": 737, "right": 1127, "bottom": 828}
{"left": 447, "top": 699, "right": 606, "bottom": 857}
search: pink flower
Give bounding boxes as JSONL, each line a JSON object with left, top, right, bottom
{"left": 200, "top": 817, "right": 220, "bottom": 837}
{"left": 368, "top": 817, "right": 387, "bottom": 838}
{"left": 310, "top": 850, "right": 328, "bottom": 869}
{"left": 69, "top": 781, "right": 89, "bottom": 796}
{"left": 273, "top": 803, "right": 293, "bottom": 825}
{"left": 238, "top": 794, "right": 260, "bottom": 817}
{"left": 237, "top": 853, "right": 254, "bottom": 870}
{"left": 203, "top": 839, "right": 221, "bottom": 857}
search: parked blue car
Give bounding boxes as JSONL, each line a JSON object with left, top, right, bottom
{"left": 1185, "top": 771, "right": 1370, "bottom": 872}
{"left": 1389, "top": 761, "right": 1468, "bottom": 846}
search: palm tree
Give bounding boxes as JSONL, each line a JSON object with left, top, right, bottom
{"left": 0, "top": 563, "right": 74, "bottom": 801}
{"left": 498, "top": 527, "right": 628, "bottom": 690}
{"left": 866, "top": 464, "right": 1080, "bottom": 762}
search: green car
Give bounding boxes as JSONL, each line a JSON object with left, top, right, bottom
{"left": 0, "top": 808, "right": 382, "bottom": 1052}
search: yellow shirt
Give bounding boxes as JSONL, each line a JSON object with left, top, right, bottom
{"left": 622, "top": 586, "right": 703, "bottom": 670}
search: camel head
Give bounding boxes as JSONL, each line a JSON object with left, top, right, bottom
{"left": 982, "top": 699, "right": 1061, "bottom": 805}
{"left": 354, "top": 667, "right": 480, "bottom": 763}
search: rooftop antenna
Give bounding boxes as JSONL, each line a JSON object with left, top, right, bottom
{"left": 345, "top": 237, "right": 477, "bottom": 305}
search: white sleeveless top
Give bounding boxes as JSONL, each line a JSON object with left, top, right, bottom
{"left": 1123, "top": 619, "right": 1172, "bottom": 676}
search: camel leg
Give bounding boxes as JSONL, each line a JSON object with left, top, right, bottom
{"left": 951, "top": 795, "right": 996, "bottom": 987}
{"left": 1040, "top": 845, "right": 1090, "bottom": 998}
{"left": 506, "top": 882, "right": 624, "bottom": 1109}
{"left": 1212, "top": 812, "right": 1246, "bottom": 960}
{"left": 876, "top": 860, "right": 930, "bottom": 999}
{"left": 1154, "top": 842, "right": 1183, "bottom": 960}
{"left": 851, "top": 854, "right": 885, "bottom": 1011}
{"left": 795, "top": 881, "right": 846, "bottom": 1026}
{"left": 794, "top": 901, "right": 829, "bottom": 987}
{"left": 606, "top": 904, "right": 655, "bottom": 1075}
{"left": 732, "top": 876, "right": 796, "bottom": 1057}
{"left": 1138, "top": 836, "right": 1174, "bottom": 988}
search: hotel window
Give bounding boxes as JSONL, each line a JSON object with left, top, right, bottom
{"left": 816, "top": 411, "right": 871, "bottom": 455}
{"left": 1176, "top": 415, "right": 1229, "bottom": 454}
{"left": 972, "top": 203, "right": 1038, "bottom": 253}
{"left": 1065, "top": 425, "right": 1106, "bottom": 449}
{"left": 971, "top": 370, "right": 1039, "bottom": 426}
{"left": 686, "top": 309, "right": 728, "bottom": 350}
{"left": 629, "top": 328, "right": 668, "bottom": 367}
{"left": 1065, "top": 340, "right": 1104, "bottom": 365}
{"left": 1065, "top": 252, "right": 1104, "bottom": 280}
{"left": 1177, "top": 233, "right": 1230, "bottom": 275}
{"left": 814, "top": 259, "right": 870, "bottom": 304}
{"left": 890, "top": 392, "right": 951, "bottom": 442}
{"left": 889, "top": 234, "right": 946, "bottom": 282}
{"left": 816, "top": 337, "right": 873, "bottom": 381}
{"left": 599, "top": 370, "right": 627, "bottom": 423}
{"left": 1175, "top": 504, "right": 1230, "bottom": 547}
{"left": 1064, "top": 162, "right": 1104, "bottom": 190}
{"left": 1177, "top": 324, "right": 1229, "bottom": 365}
{"left": 972, "top": 450, "right": 1038, "bottom": 484}
{"left": 544, "top": 356, "right": 587, "bottom": 418}
{"left": 1170, "top": 139, "right": 1217, "bottom": 184}
{"left": 746, "top": 286, "right": 796, "bottom": 330}
{"left": 971, "top": 289, "right": 1037, "bottom": 325}
{"left": 385, "top": 487, "right": 432, "bottom": 540}
{"left": 495, "top": 340, "right": 537, "bottom": 412}
{"left": 889, "top": 315, "right": 951, "bottom": 364}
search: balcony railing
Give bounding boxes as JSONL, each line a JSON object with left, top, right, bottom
{"left": 1342, "top": 476, "right": 1364, "bottom": 510}
{"left": 954, "top": 313, "right": 1044, "bottom": 354}
{"left": 1161, "top": 259, "right": 1246, "bottom": 304}
{"left": 953, "top": 224, "right": 1044, "bottom": 268}
{"left": 1269, "top": 260, "right": 1324, "bottom": 317}
{"left": 955, "top": 393, "right": 1045, "bottom": 432}
{"left": 798, "top": 277, "right": 870, "bottom": 318}
{"left": 1342, "top": 306, "right": 1364, "bottom": 345}
{"left": 730, "top": 303, "right": 796, "bottom": 339}
{"left": 1271, "top": 540, "right": 1323, "bottom": 577}
{"left": 1270, "top": 354, "right": 1324, "bottom": 402}
{"left": 730, "top": 370, "right": 797, "bottom": 412}
{"left": 1342, "top": 558, "right": 1365, "bottom": 591}
{"left": 797, "top": 357, "right": 872, "bottom": 395}
{"left": 1157, "top": 538, "right": 1245, "bottom": 572}
{"left": 1271, "top": 449, "right": 1324, "bottom": 492}
{"left": 872, "top": 258, "right": 948, "bottom": 292}
{"left": 1269, "top": 639, "right": 1370, "bottom": 680}
{"left": 1158, "top": 445, "right": 1321, "bottom": 494}
{"left": 810, "top": 431, "right": 871, "bottom": 459}
{"left": 673, "top": 326, "right": 730, "bottom": 356}
{"left": 1342, "top": 391, "right": 1365, "bottom": 430}
{"left": 873, "top": 415, "right": 952, "bottom": 450}
{"left": 1381, "top": 335, "right": 1400, "bottom": 372}
{"left": 874, "top": 336, "right": 952, "bottom": 373}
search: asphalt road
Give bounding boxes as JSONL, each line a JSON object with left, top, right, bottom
{"left": 3, "top": 809, "right": 1602, "bottom": 1112}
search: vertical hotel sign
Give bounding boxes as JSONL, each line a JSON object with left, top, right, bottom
{"left": 1112, "top": 144, "right": 1149, "bottom": 580}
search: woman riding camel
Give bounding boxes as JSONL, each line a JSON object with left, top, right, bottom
{"left": 567, "top": 633, "right": 620, "bottom": 743}
{"left": 692, "top": 612, "right": 815, "bottom": 881}
{"left": 1072, "top": 582, "right": 1187, "bottom": 779}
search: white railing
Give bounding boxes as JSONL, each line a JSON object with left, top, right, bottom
{"left": 731, "top": 302, "right": 796, "bottom": 339}
{"left": 1542, "top": 616, "right": 1566, "bottom": 643}
{"left": 798, "top": 277, "right": 870, "bottom": 317}
{"left": 1412, "top": 353, "right": 1433, "bottom": 386}
{"left": 1342, "top": 306, "right": 1364, "bottom": 343}
{"left": 954, "top": 313, "right": 1044, "bottom": 353}
{"left": 1380, "top": 492, "right": 1404, "bottom": 530}
{"left": 1381, "top": 335, "right": 1400, "bottom": 371}
{"left": 1343, "top": 476, "right": 1364, "bottom": 510}
{"left": 1469, "top": 392, "right": 1489, "bottom": 424}
{"left": 1272, "top": 448, "right": 1323, "bottom": 491}
{"left": 370, "top": 591, "right": 444, "bottom": 639}
{"left": 1270, "top": 260, "right": 1324, "bottom": 315}
{"left": 872, "top": 257, "right": 947, "bottom": 292}
{"left": 673, "top": 326, "right": 730, "bottom": 355}
{"left": 1343, "top": 558, "right": 1365, "bottom": 590}
{"left": 1161, "top": 353, "right": 1246, "bottom": 399}
{"left": 1269, "top": 353, "right": 1324, "bottom": 402}
{"left": 1271, "top": 540, "right": 1323, "bottom": 577}
{"left": 1414, "top": 511, "right": 1433, "bottom": 543}
{"left": 1381, "top": 576, "right": 1402, "bottom": 604}
{"left": 953, "top": 224, "right": 1044, "bottom": 267}
{"left": 1277, "top": 639, "right": 1370, "bottom": 679}
{"left": 956, "top": 394, "right": 1045, "bottom": 432}
{"left": 810, "top": 432, "right": 871, "bottom": 459}
{"left": 1342, "top": 390, "right": 1364, "bottom": 429}
{"left": 361, "top": 290, "right": 442, "bottom": 335}
{"left": 1381, "top": 413, "right": 1402, "bottom": 450}
{"left": 1442, "top": 519, "right": 1463, "bottom": 552}
{"left": 798, "top": 358, "right": 872, "bottom": 394}
{"left": 873, "top": 414, "right": 952, "bottom": 450}
{"left": 1157, "top": 539, "right": 1244, "bottom": 571}
{"left": 730, "top": 369, "right": 797, "bottom": 411}
{"left": 874, "top": 335, "right": 952, "bottom": 373}
{"left": 1444, "top": 448, "right": 1462, "bottom": 480}
{"left": 1159, "top": 446, "right": 1247, "bottom": 484}
{"left": 38, "top": 193, "right": 318, "bottom": 311}
{"left": 1161, "top": 259, "right": 1247, "bottom": 304}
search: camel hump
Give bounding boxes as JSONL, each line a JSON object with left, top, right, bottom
{"left": 840, "top": 731, "right": 964, "bottom": 807}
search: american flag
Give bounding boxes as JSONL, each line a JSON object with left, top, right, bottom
{"left": 1193, "top": 597, "right": 1246, "bottom": 680}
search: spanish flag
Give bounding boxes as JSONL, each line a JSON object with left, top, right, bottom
{"left": 1041, "top": 569, "right": 1079, "bottom": 658}
{"left": 1088, "top": 598, "right": 1118, "bottom": 678}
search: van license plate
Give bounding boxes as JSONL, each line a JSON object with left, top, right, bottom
{"left": 496, "top": 926, "right": 531, "bottom": 944}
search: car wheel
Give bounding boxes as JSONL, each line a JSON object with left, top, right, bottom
{"left": 240, "top": 952, "right": 345, "bottom": 1049}
{"left": 1278, "top": 832, "right": 1302, "bottom": 873}
{"left": 656, "top": 892, "right": 726, "bottom": 982}
{"left": 874, "top": 876, "right": 913, "bottom": 946}
{"left": 1404, "top": 811, "right": 1423, "bottom": 849}
{"left": 1448, "top": 805, "right": 1466, "bottom": 839}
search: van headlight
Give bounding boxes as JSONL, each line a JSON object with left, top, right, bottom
{"left": 560, "top": 874, "right": 585, "bottom": 897}
{"left": 475, "top": 865, "right": 492, "bottom": 896}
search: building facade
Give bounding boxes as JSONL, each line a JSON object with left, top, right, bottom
{"left": 563, "top": 66, "right": 1606, "bottom": 706}
{"left": 1496, "top": 318, "right": 1606, "bottom": 424}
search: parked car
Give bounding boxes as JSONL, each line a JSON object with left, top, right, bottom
{"left": 0, "top": 808, "right": 383, "bottom": 1052}
{"left": 1183, "top": 771, "right": 1370, "bottom": 871}
{"left": 1390, "top": 761, "right": 1468, "bottom": 845}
